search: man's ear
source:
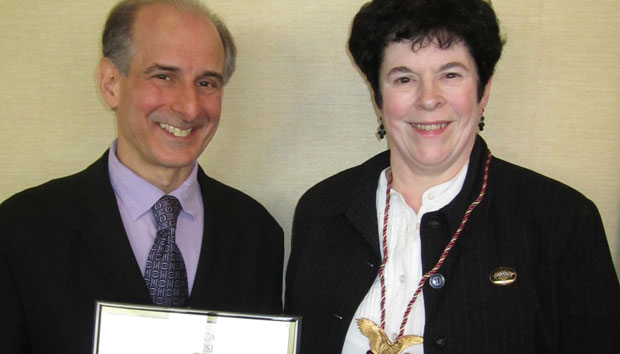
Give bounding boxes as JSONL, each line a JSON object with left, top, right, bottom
{"left": 97, "top": 57, "right": 122, "bottom": 109}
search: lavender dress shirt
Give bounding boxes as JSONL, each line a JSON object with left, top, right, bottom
{"left": 107, "top": 141, "right": 204, "bottom": 293}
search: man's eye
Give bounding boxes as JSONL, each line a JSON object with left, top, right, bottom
{"left": 198, "top": 81, "right": 217, "bottom": 88}
{"left": 155, "top": 74, "right": 170, "bottom": 80}
{"left": 445, "top": 72, "right": 461, "bottom": 79}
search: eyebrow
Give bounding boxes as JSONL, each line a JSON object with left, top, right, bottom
{"left": 438, "top": 62, "right": 468, "bottom": 71}
{"left": 386, "top": 66, "right": 413, "bottom": 76}
{"left": 386, "top": 62, "right": 468, "bottom": 76}
{"left": 143, "top": 63, "right": 224, "bottom": 82}
{"left": 197, "top": 70, "right": 224, "bottom": 82}
{"left": 143, "top": 63, "right": 179, "bottom": 75}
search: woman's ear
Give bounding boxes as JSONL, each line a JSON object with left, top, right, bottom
{"left": 97, "top": 57, "right": 122, "bottom": 110}
{"left": 480, "top": 76, "right": 493, "bottom": 109}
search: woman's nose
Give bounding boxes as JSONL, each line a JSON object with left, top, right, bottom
{"left": 415, "top": 80, "right": 444, "bottom": 111}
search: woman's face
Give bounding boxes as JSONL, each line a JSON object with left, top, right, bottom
{"left": 379, "top": 40, "right": 490, "bottom": 179}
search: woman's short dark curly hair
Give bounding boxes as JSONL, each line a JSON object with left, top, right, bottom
{"left": 348, "top": 0, "right": 504, "bottom": 108}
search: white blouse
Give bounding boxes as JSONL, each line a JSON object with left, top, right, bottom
{"left": 341, "top": 164, "right": 468, "bottom": 354}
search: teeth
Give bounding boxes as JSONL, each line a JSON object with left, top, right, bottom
{"left": 159, "top": 123, "right": 192, "bottom": 137}
{"left": 412, "top": 123, "right": 447, "bottom": 131}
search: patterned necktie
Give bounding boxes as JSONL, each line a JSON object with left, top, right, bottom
{"left": 144, "top": 195, "right": 189, "bottom": 307}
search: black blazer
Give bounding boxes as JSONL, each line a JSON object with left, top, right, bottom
{"left": 285, "top": 136, "right": 620, "bottom": 354}
{"left": 0, "top": 151, "right": 284, "bottom": 354}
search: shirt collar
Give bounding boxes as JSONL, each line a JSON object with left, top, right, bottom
{"left": 107, "top": 140, "right": 202, "bottom": 221}
{"left": 378, "top": 162, "right": 469, "bottom": 215}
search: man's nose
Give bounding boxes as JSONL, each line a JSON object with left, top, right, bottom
{"left": 171, "top": 83, "right": 201, "bottom": 120}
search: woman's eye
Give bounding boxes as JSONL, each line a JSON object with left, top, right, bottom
{"left": 395, "top": 77, "right": 411, "bottom": 84}
{"left": 445, "top": 72, "right": 460, "bottom": 79}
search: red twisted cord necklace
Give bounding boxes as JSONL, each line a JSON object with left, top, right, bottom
{"left": 378, "top": 151, "right": 492, "bottom": 339}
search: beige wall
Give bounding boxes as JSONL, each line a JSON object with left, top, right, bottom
{"left": 1, "top": 0, "right": 619, "bottom": 274}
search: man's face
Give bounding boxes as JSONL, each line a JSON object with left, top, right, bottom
{"left": 100, "top": 3, "right": 225, "bottom": 185}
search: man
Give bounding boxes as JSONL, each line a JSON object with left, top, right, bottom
{"left": 0, "top": 1, "right": 283, "bottom": 353}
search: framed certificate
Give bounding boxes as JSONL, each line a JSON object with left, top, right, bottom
{"left": 92, "top": 301, "right": 301, "bottom": 354}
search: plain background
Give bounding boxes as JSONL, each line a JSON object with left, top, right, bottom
{"left": 1, "top": 0, "right": 619, "bottom": 275}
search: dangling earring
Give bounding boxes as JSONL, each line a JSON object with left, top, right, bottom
{"left": 377, "top": 118, "right": 386, "bottom": 140}
{"left": 478, "top": 111, "right": 485, "bottom": 131}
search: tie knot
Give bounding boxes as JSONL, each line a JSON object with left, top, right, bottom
{"left": 151, "top": 195, "right": 182, "bottom": 231}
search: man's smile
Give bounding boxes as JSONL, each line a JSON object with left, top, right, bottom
{"left": 159, "top": 122, "right": 193, "bottom": 137}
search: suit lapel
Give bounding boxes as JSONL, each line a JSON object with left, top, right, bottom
{"left": 75, "top": 152, "right": 151, "bottom": 303}
{"left": 189, "top": 169, "right": 235, "bottom": 305}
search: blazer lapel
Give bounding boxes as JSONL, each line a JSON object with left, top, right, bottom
{"left": 343, "top": 187, "right": 381, "bottom": 257}
{"left": 338, "top": 151, "right": 392, "bottom": 259}
{"left": 422, "top": 136, "right": 491, "bottom": 323}
{"left": 75, "top": 152, "right": 151, "bottom": 304}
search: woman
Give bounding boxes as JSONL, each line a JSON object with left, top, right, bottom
{"left": 284, "top": 0, "right": 620, "bottom": 353}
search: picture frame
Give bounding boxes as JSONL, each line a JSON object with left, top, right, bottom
{"left": 92, "top": 301, "right": 301, "bottom": 354}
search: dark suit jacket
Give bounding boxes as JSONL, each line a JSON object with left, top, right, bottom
{"left": 285, "top": 136, "right": 620, "bottom": 354}
{"left": 0, "top": 151, "right": 284, "bottom": 354}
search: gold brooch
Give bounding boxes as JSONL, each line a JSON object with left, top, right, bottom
{"left": 357, "top": 318, "right": 423, "bottom": 354}
{"left": 489, "top": 267, "right": 517, "bottom": 286}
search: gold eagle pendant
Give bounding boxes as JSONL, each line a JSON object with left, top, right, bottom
{"left": 357, "top": 318, "right": 423, "bottom": 354}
